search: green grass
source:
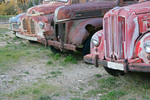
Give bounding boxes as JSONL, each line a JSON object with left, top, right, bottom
{"left": 48, "top": 51, "right": 81, "bottom": 67}
{"left": 64, "top": 54, "right": 77, "bottom": 64}
{"left": 100, "top": 90, "right": 126, "bottom": 100}
{"left": 38, "top": 95, "right": 51, "bottom": 100}
{"left": 84, "top": 73, "right": 150, "bottom": 99}
{"left": 6, "top": 81, "right": 63, "bottom": 99}
{"left": 0, "top": 47, "right": 27, "bottom": 74}
{"left": 0, "top": 28, "right": 9, "bottom": 33}
{"left": 94, "top": 74, "right": 102, "bottom": 78}
{"left": 46, "top": 60, "right": 53, "bottom": 65}
{"left": 0, "top": 38, "right": 51, "bottom": 74}
{"left": 46, "top": 71, "right": 62, "bottom": 78}
{"left": 23, "top": 71, "right": 29, "bottom": 74}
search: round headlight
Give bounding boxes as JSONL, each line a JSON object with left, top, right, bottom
{"left": 9, "top": 19, "right": 12, "bottom": 24}
{"left": 144, "top": 41, "right": 150, "bottom": 53}
{"left": 91, "top": 35, "right": 99, "bottom": 47}
{"left": 39, "top": 22, "right": 44, "bottom": 29}
{"left": 17, "top": 19, "right": 21, "bottom": 25}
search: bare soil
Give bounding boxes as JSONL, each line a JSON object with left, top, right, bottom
{"left": 0, "top": 23, "right": 108, "bottom": 100}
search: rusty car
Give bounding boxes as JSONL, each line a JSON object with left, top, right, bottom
{"left": 46, "top": 0, "right": 138, "bottom": 56}
{"left": 15, "top": 0, "right": 76, "bottom": 43}
{"left": 84, "top": 0, "right": 150, "bottom": 76}
{"left": 15, "top": 0, "right": 137, "bottom": 56}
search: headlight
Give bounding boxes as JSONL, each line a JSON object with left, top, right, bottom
{"left": 91, "top": 35, "right": 99, "bottom": 47}
{"left": 9, "top": 19, "right": 12, "bottom": 23}
{"left": 39, "top": 22, "right": 44, "bottom": 29}
{"left": 17, "top": 19, "right": 21, "bottom": 25}
{"left": 144, "top": 41, "right": 150, "bottom": 53}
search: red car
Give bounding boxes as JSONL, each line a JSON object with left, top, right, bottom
{"left": 84, "top": 1, "right": 150, "bottom": 76}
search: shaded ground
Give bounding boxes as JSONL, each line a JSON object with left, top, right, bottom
{"left": 1, "top": 22, "right": 150, "bottom": 100}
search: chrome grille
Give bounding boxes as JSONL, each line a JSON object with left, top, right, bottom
{"left": 12, "top": 24, "right": 19, "bottom": 29}
{"left": 104, "top": 16, "right": 125, "bottom": 60}
{"left": 23, "top": 18, "right": 35, "bottom": 34}
{"left": 30, "top": 19, "right": 35, "bottom": 34}
{"left": 23, "top": 19, "right": 27, "bottom": 30}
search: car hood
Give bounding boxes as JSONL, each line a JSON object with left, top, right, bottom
{"left": 27, "top": 1, "right": 65, "bottom": 16}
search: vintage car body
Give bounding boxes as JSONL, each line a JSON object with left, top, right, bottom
{"left": 46, "top": 0, "right": 137, "bottom": 55}
{"left": 47, "top": 1, "right": 115, "bottom": 54}
{"left": 84, "top": 1, "right": 150, "bottom": 76}
{"left": 16, "top": 0, "right": 71, "bottom": 43}
{"left": 15, "top": 0, "right": 90, "bottom": 43}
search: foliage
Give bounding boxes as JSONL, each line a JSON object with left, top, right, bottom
{"left": 0, "top": 0, "right": 18, "bottom": 15}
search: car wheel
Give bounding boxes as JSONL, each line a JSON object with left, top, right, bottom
{"left": 82, "top": 37, "right": 91, "bottom": 57}
{"left": 104, "top": 67, "right": 125, "bottom": 76}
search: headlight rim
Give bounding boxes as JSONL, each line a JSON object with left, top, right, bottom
{"left": 17, "top": 19, "right": 21, "bottom": 25}
{"left": 91, "top": 35, "right": 100, "bottom": 47}
{"left": 39, "top": 21, "right": 44, "bottom": 29}
{"left": 144, "top": 41, "right": 150, "bottom": 53}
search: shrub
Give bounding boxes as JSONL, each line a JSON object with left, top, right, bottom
{"left": 0, "top": 0, "right": 17, "bottom": 15}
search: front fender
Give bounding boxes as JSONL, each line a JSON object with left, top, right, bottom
{"left": 91, "top": 30, "right": 104, "bottom": 60}
{"left": 135, "top": 32, "right": 150, "bottom": 63}
{"left": 69, "top": 18, "right": 103, "bottom": 46}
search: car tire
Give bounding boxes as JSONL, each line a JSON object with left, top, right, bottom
{"left": 104, "top": 67, "right": 125, "bottom": 76}
{"left": 82, "top": 37, "right": 91, "bottom": 57}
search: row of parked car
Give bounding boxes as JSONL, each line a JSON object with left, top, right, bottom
{"left": 9, "top": 0, "right": 150, "bottom": 76}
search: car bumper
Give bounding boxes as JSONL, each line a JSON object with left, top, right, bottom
{"left": 16, "top": 32, "right": 37, "bottom": 41}
{"left": 84, "top": 54, "right": 150, "bottom": 73}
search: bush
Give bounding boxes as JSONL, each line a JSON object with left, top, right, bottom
{"left": 0, "top": 0, "right": 17, "bottom": 15}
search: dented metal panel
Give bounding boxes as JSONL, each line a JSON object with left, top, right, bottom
{"left": 84, "top": 1, "right": 150, "bottom": 74}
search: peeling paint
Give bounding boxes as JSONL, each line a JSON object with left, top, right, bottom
{"left": 84, "top": 1, "right": 150, "bottom": 73}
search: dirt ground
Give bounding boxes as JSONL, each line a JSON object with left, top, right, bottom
{"left": 0, "top": 22, "right": 109, "bottom": 100}
{"left": 1, "top": 22, "right": 150, "bottom": 100}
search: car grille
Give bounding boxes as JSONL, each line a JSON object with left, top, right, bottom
{"left": 12, "top": 23, "right": 19, "bottom": 29}
{"left": 104, "top": 16, "right": 125, "bottom": 60}
{"left": 23, "top": 18, "right": 35, "bottom": 34}
{"left": 23, "top": 19, "right": 27, "bottom": 30}
{"left": 30, "top": 19, "right": 35, "bottom": 34}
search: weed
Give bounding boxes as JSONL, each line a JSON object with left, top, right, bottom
{"left": 23, "top": 71, "right": 29, "bottom": 74}
{"left": 46, "top": 71, "right": 62, "bottom": 78}
{"left": 50, "top": 71, "right": 62, "bottom": 75}
{"left": 54, "top": 53, "right": 61, "bottom": 60}
{"left": 46, "top": 60, "right": 53, "bottom": 65}
{"left": 52, "top": 93, "right": 60, "bottom": 97}
{"left": 94, "top": 74, "right": 102, "bottom": 78}
{"left": 38, "top": 95, "right": 51, "bottom": 100}
{"left": 64, "top": 55, "right": 77, "bottom": 64}
{"left": 100, "top": 90, "right": 126, "bottom": 100}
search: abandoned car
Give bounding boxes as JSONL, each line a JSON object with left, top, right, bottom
{"left": 44, "top": 0, "right": 137, "bottom": 56}
{"left": 84, "top": 1, "right": 150, "bottom": 76}
{"left": 15, "top": 0, "right": 137, "bottom": 56}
